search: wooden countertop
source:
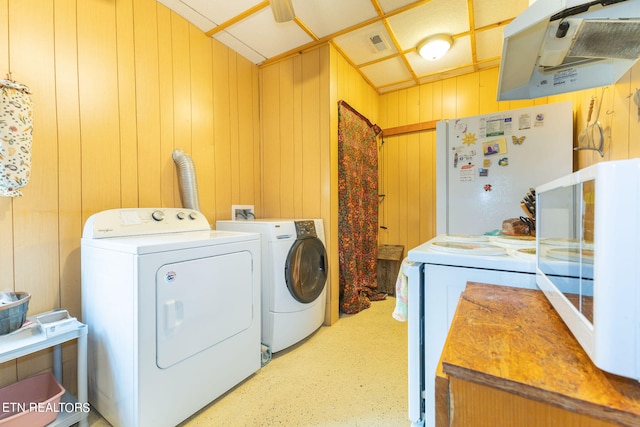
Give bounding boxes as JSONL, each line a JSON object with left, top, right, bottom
{"left": 440, "top": 283, "right": 640, "bottom": 427}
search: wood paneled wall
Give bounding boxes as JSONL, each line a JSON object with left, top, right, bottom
{"left": 259, "top": 48, "right": 639, "bottom": 323}
{"left": 377, "top": 64, "right": 640, "bottom": 253}
{"left": 260, "top": 44, "right": 378, "bottom": 325}
{"left": 260, "top": 46, "right": 334, "bottom": 323}
{"left": 330, "top": 46, "right": 379, "bottom": 323}
{"left": 576, "top": 62, "right": 640, "bottom": 165}
{"left": 2, "top": 0, "right": 639, "bottom": 396}
{"left": 0, "top": 0, "right": 260, "bottom": 390}
{"left": 260, "top": 47, "right": 330, "bottom": 220}
{"left": 377, "top": 68, "right": 554, "bottom": 249}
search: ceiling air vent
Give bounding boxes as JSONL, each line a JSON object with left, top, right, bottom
{"left": 369, "top": 34, "right": 389, "bottom": 52}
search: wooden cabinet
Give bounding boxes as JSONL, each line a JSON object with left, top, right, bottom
{"left": 436, "top": 283, "right": 640, "bottom": 427}
{"left": 376, "top": 244, "right": 404, "bottom": 296}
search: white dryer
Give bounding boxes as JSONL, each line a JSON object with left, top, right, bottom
{"left": 81, "top": 208, "right": 261, "bottom": 427}
{"left": 216, "top": 219, "right": 327, "bottom": 352}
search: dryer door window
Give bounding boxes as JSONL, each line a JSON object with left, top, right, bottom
{"left": 284, "top": 237, "right": 327, "bottom": 303}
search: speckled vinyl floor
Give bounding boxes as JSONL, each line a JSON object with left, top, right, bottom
{"left": 88, "top": 297, "right": 408, "bottom": 427}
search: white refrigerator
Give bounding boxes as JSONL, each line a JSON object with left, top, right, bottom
{"left": 406, "top": 101, "right": 574, "bottom": 427}
{"left": 435, "top": 101, "right": 573, "bottom": 235}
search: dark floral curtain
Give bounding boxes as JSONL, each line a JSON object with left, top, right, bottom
{"left": 338, "top": 100, "right": 384, "bottom": 314}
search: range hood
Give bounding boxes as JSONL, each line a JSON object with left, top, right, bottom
{"left": 498, "top": 0, "right": 640, "bottom": 100}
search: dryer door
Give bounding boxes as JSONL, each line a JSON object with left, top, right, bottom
{"left": 156, "top": 250, "right": 254, "bottom": 368}
{"left": 284, "top": 237, "right": 327, "bottom": 303}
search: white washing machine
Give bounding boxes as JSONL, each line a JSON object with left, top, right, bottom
{"left": 81, "top": 208, "right": 261, "bottom": 427}
{"left": 216, "top": 219, "right": 327, "bottom": 353}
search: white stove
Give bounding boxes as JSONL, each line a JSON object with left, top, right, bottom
{"left": 405, "top": 234, "right": 538, "bottom": 427}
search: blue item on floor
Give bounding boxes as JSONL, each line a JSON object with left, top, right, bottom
{"left": 261, "top": 344, "right": 272, "bottom": 367}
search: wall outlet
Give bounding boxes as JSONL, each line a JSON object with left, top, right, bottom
{"left": 232, "top": 205, "right": 255, "bottom": 220}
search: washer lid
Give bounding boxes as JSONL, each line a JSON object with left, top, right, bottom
{"left": 285, "top": 237, "right": 327, "bottom": 303}
{"left": 81, "top": 229, "right": 259, "bottom": 254}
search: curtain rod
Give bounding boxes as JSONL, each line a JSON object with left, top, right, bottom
{"left": 338, "top": 100, "right": 381, "bottom": 135}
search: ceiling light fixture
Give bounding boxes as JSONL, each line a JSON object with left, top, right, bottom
{"left": 417, "top": 34, "right": 453, "bottom": 61}
{"left": 270, "top": 0, "right": 295, "bottom": 23}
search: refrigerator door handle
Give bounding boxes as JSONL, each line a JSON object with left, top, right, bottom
{"left": 435, "top": 119, "right": 449, "bottom": 236}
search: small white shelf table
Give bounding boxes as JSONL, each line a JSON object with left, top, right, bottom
{"left": 0, "top": 310, "right": 89, "bottom": 427}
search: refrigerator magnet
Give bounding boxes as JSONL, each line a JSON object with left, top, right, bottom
{"left": 459, "top": 163, "right": 475, "bottom": 182}
{"left": 512, "top": 135, "right": 526, "bottom": 145}
{"left": 455, "top": 119, "right": 468, "bottom": 135}
{"left": 498, "top": 157, "right": 509, "bottom": 166}
{"left": 479, "top": 168, "right": 489, "bottom": 177}
{"left": 518, "top": 113, "right": 531, "bottom": 130}
{"left": 483, "top": 137, "right": 507, "bottom": 156}
{"left": 484, "top": 184, "right": 493, "bottom": 192}
{"left": 462, "top": 132, "right": 477, "bottom": 146}
{"left": 485, "top": 116, "right": 505, "bottom": 137}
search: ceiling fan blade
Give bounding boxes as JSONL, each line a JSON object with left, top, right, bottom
{"left": 270, "top": 0, "right": 295, "bottom": 23}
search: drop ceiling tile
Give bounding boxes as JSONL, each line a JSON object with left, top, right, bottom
{"left": 157, "top": 0, "right": 216, "bottom": 31}
{"left": 360, "top": 56, "right": 413, "bottom": 87}
{"left": 213, "top": 31, "right": 267, "bottom": 64}
{"left": 157, "top": 0, "right": 530, "bottom": 94}
{"left": 179, "top": 0, "right": 263, "bottom": 24}
{"left": 473, "top": 0, "right": 529, "bottom": 28}
{"left": 407, "top": 35, "right": 472, "bottom": 77}
{"left": 226, "top": 8, "right": 314, "bottom": 59}
{"left": 475, "top": 26, "right": 504, "bottom": 62}
{"left": 294, "top": 0, "right": 378, "bottom": 38}
{"left": 333, "top": 22, "right": 397, "bottom": 66}
{"left": 377, "top": 0, "right": 422, "bottom": 14}
{"left": 387, "top": 0, "right": 470, "bottom": 52}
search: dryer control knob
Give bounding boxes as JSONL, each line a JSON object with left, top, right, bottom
{"left": 176, "top": 212, "right": 186, "bottom": 220}
{"left": 189, "top": 212, "right": 198, "bottom": 220}
{"left": 152, "top": 210, "right": 165, "bottom": 221}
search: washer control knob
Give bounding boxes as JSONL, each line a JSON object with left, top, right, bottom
{"left": 189, "top": 212, "right": 198, "bottom": 220}
{"left": 151, "top": 210, "right": 165, "bottom": 221}
{"left": 176, "top": 212, "right": 186, "bottom": 220}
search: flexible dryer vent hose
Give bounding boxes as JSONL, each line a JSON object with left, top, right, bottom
{"left": 172, "top": 149, "right": 200, "bottom": 211}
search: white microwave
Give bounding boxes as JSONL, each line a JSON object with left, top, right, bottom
{"left": 536, "top": 158, "right": 640, "bottom": 380}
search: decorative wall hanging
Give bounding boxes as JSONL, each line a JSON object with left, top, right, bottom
{"left": 337, "top": 100, "right": 383, "bottom": 314}
{"left": 0, "top": 77, "right": 33, "bottom": 197}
